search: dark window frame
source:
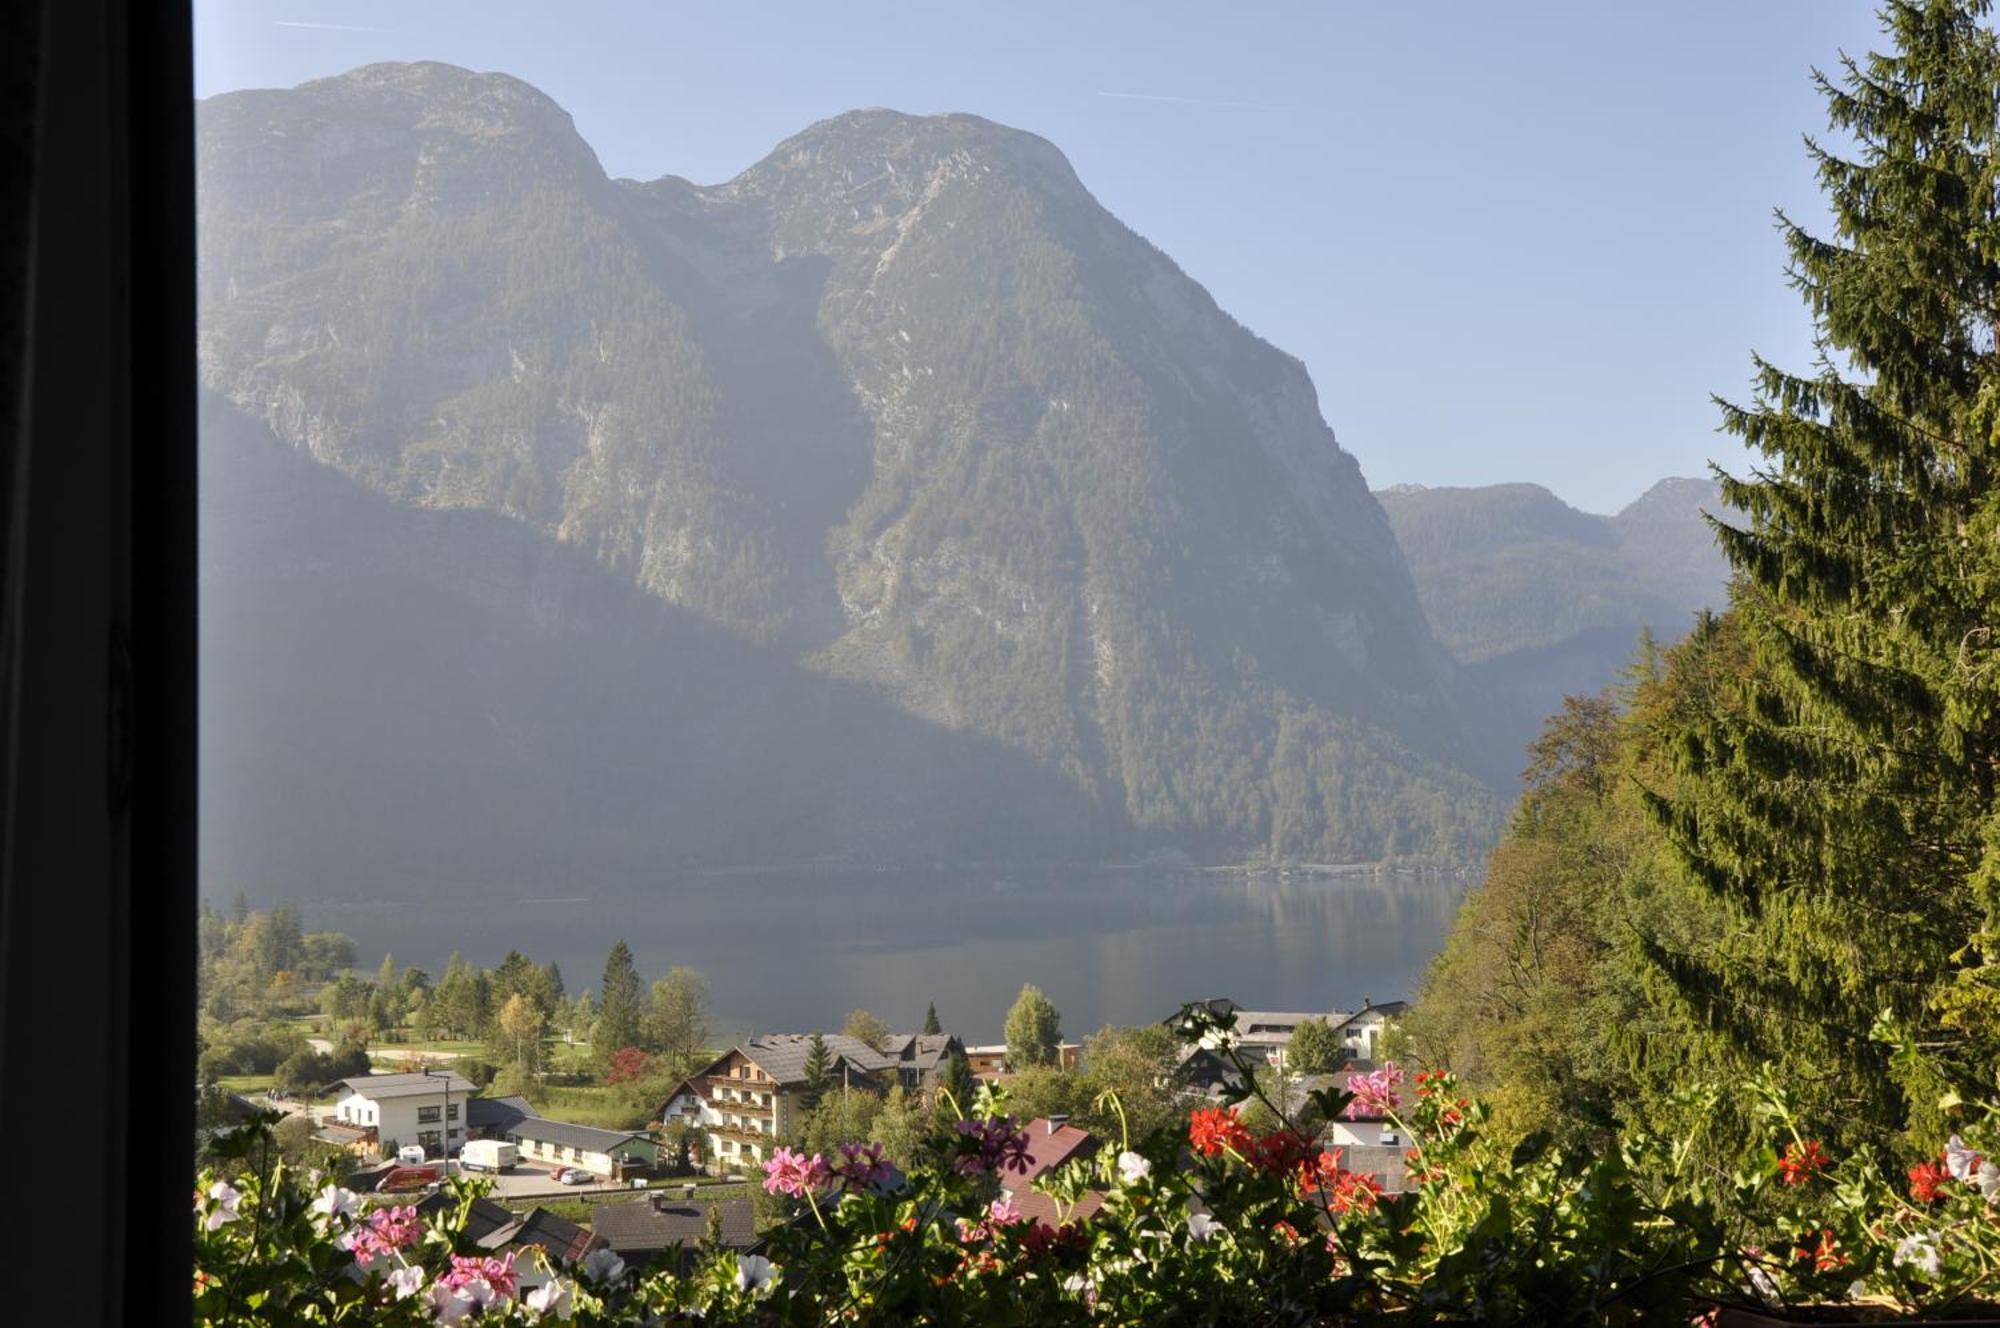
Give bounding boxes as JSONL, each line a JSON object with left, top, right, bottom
{"left": 1, "top": 2, "right": 197, "bottom": 1323}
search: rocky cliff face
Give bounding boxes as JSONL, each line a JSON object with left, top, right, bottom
{"left": 197, "top": 63, "right": 1498, "bottom": 879}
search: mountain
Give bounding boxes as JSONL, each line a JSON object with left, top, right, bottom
{"left": 195, "top": 62, "right": 1500, "bottom": 887}
{"left": 1376, "top": 477, "right": 1732, "bottom": 774}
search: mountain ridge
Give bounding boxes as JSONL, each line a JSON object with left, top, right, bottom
{"left": 197, "top": 63, "right": 1500, "bottom": 879}
{"left": 1376, "top": 475, "right": 1731, "bottom": 775}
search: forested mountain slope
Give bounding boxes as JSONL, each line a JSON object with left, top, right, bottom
{"left": 197, "top": 62, "right": 1498, "bottom": 881}
{"left": 1377, "top": 478, "right": 1730, "bottom": 777}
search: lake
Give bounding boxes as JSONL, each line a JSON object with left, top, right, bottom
{"left": 309, "top": 868, "right": 1470, "bottom": 1044}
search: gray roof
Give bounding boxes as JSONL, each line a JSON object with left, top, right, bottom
{"left": 415, "top": 1195, "right": 601, "bottom": 1263}
{"left": 740, "top": 1033, "right": 895, "bottom": 1085}
{"left": 337, "top": 1071, "right": 476, "bottom": 1100}
{"left": 504, "top": 1115, "right": 656, "bottom": 1156}
{"left": 419, "top": 1194, "right": 513, "bottom": 1243}
{"left": 882, "top": 1032, "right": 959, "bottom": 1071}
{"left": 467, "top": 1094, "right": 533, "bottom": 1131}
{"left": 1233, "top": 1012, "right": 1336, "bottom": 1039}
{"left": 590, "top": 1195, "right": 759, "bottom": 1255}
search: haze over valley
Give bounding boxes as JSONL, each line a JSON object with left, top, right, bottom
{"left": 197, "top": 64, "right": 1730, "bottom": 904}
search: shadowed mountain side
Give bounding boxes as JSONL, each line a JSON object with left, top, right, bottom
{"left": 196, "top": 65, "right": 1501, "bottom": 868}
{"left": 198, "top": 396, "right": 1108, "bottom": 900}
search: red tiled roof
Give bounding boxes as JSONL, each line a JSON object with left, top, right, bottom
{"left": 1007, "top": 1188, "right": 1110, "bottom": 1229}
{"left": 1006, "top": 1119, "right": 1100, "bottom": 1188}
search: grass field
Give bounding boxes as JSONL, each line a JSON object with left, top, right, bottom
{"left": 537, "top": 1083, "right": 650, "bottom": 1131}
{"left": 214, "top": 1073, "right": 276, "bottom": 1094}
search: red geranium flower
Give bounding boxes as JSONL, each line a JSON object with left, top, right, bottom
{"left": 1189, "top": 1106, "right": 1252, "bottom": 1159}
{"left": 1909, "top": 1156, "right": 1949, "bottom": 1204}
{"left": 1329, "top": 1169, "right": 1383, "bottom": 1215}
{"left": 1778, "top": 1139, "right": 1830, "bottom": 1186}
{"left": 1249, "top": 1128, "right": 1313, "bottom": 1177}
{"left": 1793, "top": 1228, "right": 1846, "bottom": 1273}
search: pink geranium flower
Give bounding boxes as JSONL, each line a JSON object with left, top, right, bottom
{"left": 762, "top": 1146, "right": 830, "bottom": 1198}
{"left": 1343, "top": 1062, "right": 1405, "bottom": 1118}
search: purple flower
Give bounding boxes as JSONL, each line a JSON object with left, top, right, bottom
{"left": 986, "top": 1195, "right": 1022, "bottom": 1225}
{"left": 835, "top": 1141, "right": 900, "bottom": 1193}
{"left": 954, "top": 1116, "right": 1033, "bottom": 1176}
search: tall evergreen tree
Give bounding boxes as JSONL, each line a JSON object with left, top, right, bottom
{"left": 941, "top": 1048, "right": 977, "bottom": 1113}
{"left": 921, "top": 1002, "right": 942, "bottom": 1036}
{"left": 594, "top": 940, "right": 646, "bottom": 1059}
{"left": 1660, "top": 0, "right": 2000, "bottom": 1146}
{"left": 800, "top": 1033, "right": 832, "bottom": 1115}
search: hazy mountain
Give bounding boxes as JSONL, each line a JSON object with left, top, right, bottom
{"left": 1376, "top": 477, "right": 1732, "bottom": 774}
{"left": 196, "top": 62, "right": 1499, "bottom": 886}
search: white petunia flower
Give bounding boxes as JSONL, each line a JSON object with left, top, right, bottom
{"left": 1116, "top": 1151, "right": 1152, "bottom": 1184}
{"left": 1894, "top": 1232, "right": 1943, "bottom": 1279}
{"left": 311, "top": 1184, "right": 360, "bottom": 1224}
{"left": 387, "top": 1264, "right": 426, "bottom": 1300}
{"left": 1186, "top": 1211, "right": 1222, "bottom": 1243}
{"left": 525, "top": 1277, "right": 574, "bottom": 1321}
{"left": 203, "top": 1181, "right": 243, "bottom": 1232}
{"left": 1945, "top": 1134, "right": 1982, "bottom": 1182}
{"left": 1979, "top": 1160, "right": 2000, "bottom": 1204}
{"left": 734, "top": 1253, "right": 779, "bottom": 1297}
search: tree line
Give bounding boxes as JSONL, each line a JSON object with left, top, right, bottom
{"left": 1408, "top": 0, "right": 2000, "bottom": 1171}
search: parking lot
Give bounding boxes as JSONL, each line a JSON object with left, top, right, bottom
{"left": 474, "top": 1160, "right": 644, "bottom": 1201}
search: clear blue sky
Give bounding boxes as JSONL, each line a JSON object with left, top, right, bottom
{"left": 195, "top": 1, "right": 1887, "bottom": 513}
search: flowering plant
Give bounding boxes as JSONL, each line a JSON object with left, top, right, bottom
{"left": 194, "top": 1016, "right": 2000, "bottom": 1325}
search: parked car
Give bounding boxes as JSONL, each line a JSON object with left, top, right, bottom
{"left": 557, "top": 1167, "right": 592, "bottom": 1185}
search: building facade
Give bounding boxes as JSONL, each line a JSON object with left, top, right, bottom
{"left": 331, "top": 1071, "right": 475, "bottom": 1160}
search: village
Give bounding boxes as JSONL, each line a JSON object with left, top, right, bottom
{"left": 219, "top": 994, "right": 1411, "bottom": 1284}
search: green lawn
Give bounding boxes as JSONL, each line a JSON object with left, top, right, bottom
{"left": 369, "top": 1039, "right": 488, "bottom": 1058}
{"left": 215, "top": 1073, "right": 275, "bottom": 1094}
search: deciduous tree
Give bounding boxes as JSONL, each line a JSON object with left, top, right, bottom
{"left": 1004, "top": 984, "right": 1062, "bottom": 1069}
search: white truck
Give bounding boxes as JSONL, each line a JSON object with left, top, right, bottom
{"left": 459, "top": 1139, "right": 518, "bottom": 1174}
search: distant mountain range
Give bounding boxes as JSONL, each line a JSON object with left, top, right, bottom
{"left": 1377, "top": 478, "right": 1732, "bottom": 775}
{"left": 194, "top": 64, "right": 1727, "bottom": 894}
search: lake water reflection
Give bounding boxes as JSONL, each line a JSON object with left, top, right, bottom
{"left": 318, "top": 869, "right": 1470, "bottom": 1043}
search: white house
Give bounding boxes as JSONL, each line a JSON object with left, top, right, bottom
{"left": 1334, "top": 1001, "right": 1409, "bottom": 1062}
{"left": 332, "top": 1071, "right": 476, "bottom": 1161}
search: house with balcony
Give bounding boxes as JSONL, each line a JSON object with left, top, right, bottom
{"left": 329, "top": 1071, "right": 476, "bottom": 1161}
{"left": 663, "top": 1033, "right": 903, "bottom": 1173}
